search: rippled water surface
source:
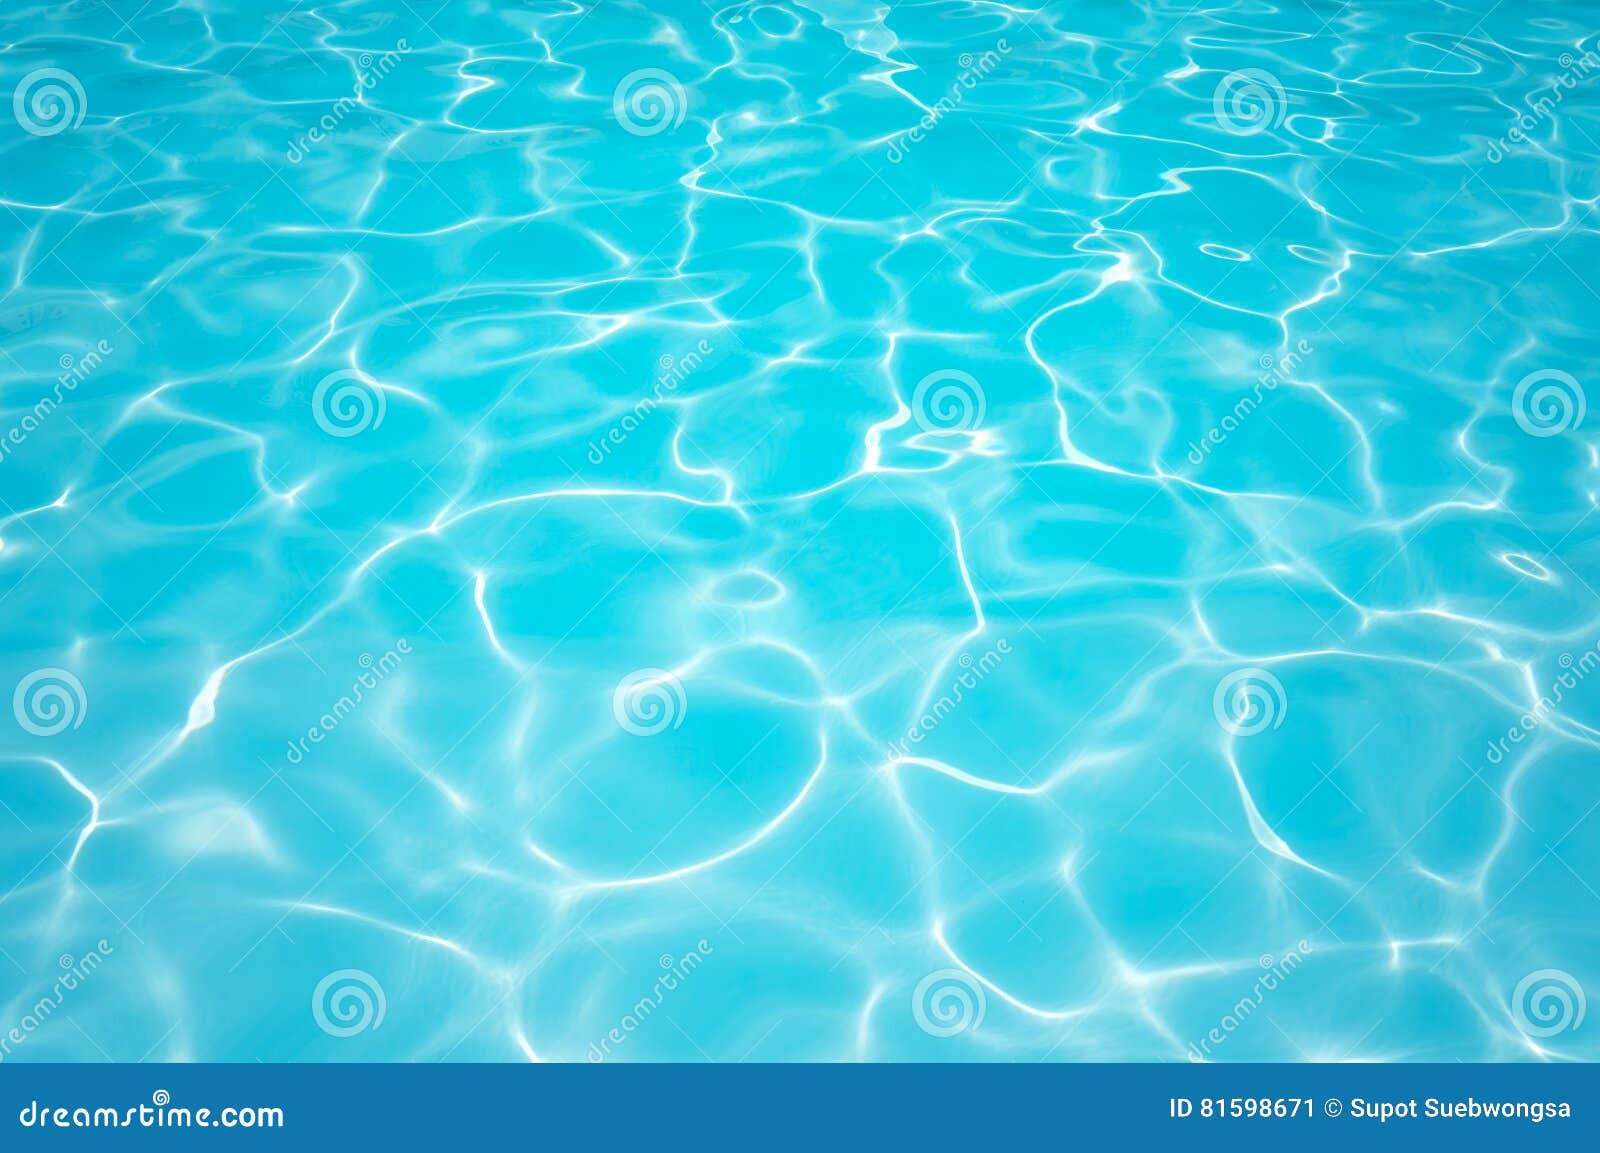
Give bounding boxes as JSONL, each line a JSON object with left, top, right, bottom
{"left": 2, "top": 0, "right": 1599, "bottom": 1061}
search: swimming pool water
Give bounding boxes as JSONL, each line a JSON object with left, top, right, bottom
{"left": 1, "top": 0, "right": 1598, "bottom": 1062}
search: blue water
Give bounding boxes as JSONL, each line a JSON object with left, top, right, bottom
{"left": 1, "top": 0, "right": 1598, "bottom": 1063}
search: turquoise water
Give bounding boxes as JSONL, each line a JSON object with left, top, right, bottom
{"left": 1, "top": 0, "right": 1598, "bottom": 1063}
